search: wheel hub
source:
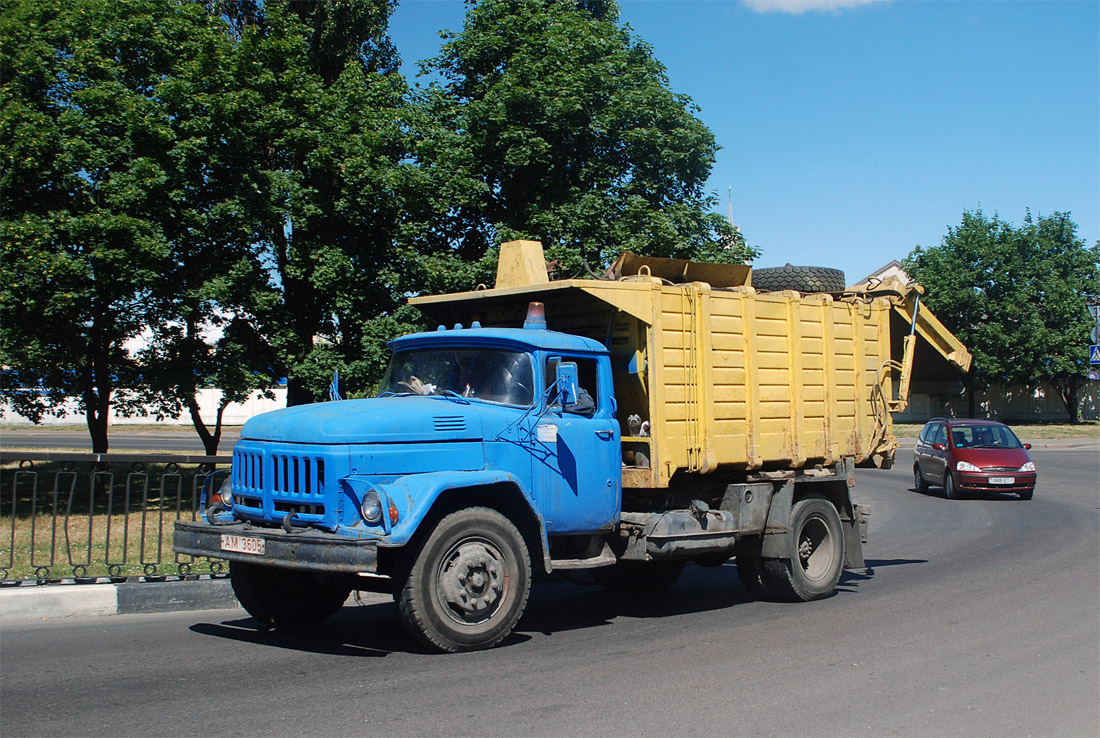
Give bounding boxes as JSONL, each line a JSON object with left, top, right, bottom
{"left": 797, "top": 516, "right": 833, "bottom": 580}
{"left": 438, "top": 541, "right": 505, "bottom": 623}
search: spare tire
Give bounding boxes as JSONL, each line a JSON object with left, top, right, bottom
{"left": 751, "top": 265, "right": 846, "bottom": 293}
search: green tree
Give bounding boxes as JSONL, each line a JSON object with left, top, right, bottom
{"left": 419, "top": 0, "right": 756, "bottom": 279}
{"left": 903, "top": 210, "right": 1100, "bottom": 423}
{"left": 1, "top": 0, "right": 220, "bottom": 452}
{"left": 226, "top": 0, "right": 418, "bottom": 406}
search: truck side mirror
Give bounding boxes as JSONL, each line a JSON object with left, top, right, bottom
{"left": 556, "top": 362, "right": 579, "bottom": 407}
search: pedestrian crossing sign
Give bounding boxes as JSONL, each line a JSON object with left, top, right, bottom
{"left": 1091, "top": 345, "right": 1100, "bottom": 365}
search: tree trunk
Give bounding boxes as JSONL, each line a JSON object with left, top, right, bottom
{"left": 82, "top": 340, "right": 112, "bottom": 453}
{"left": 1053, "top": 378, "right": 1081, "bottom": 424}
{"left": 186, "top": 395, "right": 225, "bottom": 455}
{"left": 964, "top": 373, "right": 977, "bottom": 419}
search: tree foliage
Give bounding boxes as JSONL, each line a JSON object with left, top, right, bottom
{"left": 903, "top": 210, "right": 1100, "bottom": 422}
{"left": 420, "top": 0, "right": 755, "bottom": 278}
{"left": 2, "top": 0, "right": 758, "bottom": 451}
{"left": 220, "top": 0, "right": 416, "bottom": 407}
{"left": 1, "top": 0, "right": 227, "bottom": 451}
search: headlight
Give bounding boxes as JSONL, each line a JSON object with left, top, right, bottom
{"left": 215, "top": 477, "right": 234, "bottom": 507}
{"left": 956, "top": 460, "right": 981, "bottom": 472}
{"left": 360, "top": 489, "right": 383, "bottom": 524}
{"left": 1019, "top": 461, "right": 1036, "bottom": 472}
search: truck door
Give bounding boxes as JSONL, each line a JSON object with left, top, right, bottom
{"left": 532, "top": 356, "right": 620, "bottom": 534}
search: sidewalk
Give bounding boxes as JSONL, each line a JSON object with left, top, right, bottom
{"left": 0, "top": 575, "right": 392, "bottom": 621}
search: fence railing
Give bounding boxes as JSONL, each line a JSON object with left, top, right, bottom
{"left": 0, "top": 452, "right": 231, "bottom": 583}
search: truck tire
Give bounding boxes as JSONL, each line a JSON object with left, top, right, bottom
{"left": 761, "top": 495, "right": 845, "bottom": 602}
{"left": 592, "top": 560, "right": 685, "bottom": 594}
{"left": 752, "top": 265, "right": 846, "bottom": 293}
{"left": 395, "top": 507, "right": 531, "bottom": 653}
{"left": 735, "top": 554, "right": 776, "bottom": 601}
{"left": 229, "top": 561, "right": 352, "bottom": 628}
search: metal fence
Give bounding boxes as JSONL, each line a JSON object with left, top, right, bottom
{"left": 0, "top": 452, "right": 230, "bottom": 583}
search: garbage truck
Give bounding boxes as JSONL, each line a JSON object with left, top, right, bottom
{"left": 174, "top": 241, "right": 971, "bottom": 652}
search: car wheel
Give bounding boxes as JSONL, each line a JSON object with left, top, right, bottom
{"left": 943, "top": 472, "right": 958, "bottom": 500}
{"left": 761, "top": 495, "right": 845, "bottom": 602}
{"left": 1018, "top": 488, "right": 1034, "bottom": 501}
{"left": 914, "top": 465, "right": 929, "bottom": 494}
{"left": 395, "top": 507, "right": 531, "bottom": 653}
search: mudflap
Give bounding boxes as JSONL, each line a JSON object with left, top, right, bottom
{"left": 844, "top": 503, "right": 871, "bottom": 569}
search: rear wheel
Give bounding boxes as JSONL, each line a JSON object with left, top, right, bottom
{"left": 395, "top": 507, "right": 531, "bottom": 653}
{"left": 736, "top": 554, "right": 776, "bottom": 601}
{"left": 229, "top": 561, "right": 351, "bottom": 628}
{"left": 762, "top": 495, "right": 845, "bottom": 602}
{"left": 914, "top": 465, "right": 929, "bottom": 494}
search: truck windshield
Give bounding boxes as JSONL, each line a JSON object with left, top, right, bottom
{"left": 379, "top": 348, "right": 535, "bottom": 407}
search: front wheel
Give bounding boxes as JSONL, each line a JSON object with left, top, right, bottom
{"left": 229, "top": 561, "right": 351, "bottom": 628}
{"left": 762, "top": 495, "right": 845, "bottom": 602}
{"left": 944, "top": 472, "right": 958, "bottom": 500}
{"left": 395, "top": 507, "right": 531, "bottom": 653}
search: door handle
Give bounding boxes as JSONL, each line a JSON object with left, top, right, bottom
{"left": 595, "top": 429, "right": 614, "bottom": 439}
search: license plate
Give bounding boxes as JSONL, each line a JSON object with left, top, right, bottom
{"left": 989, "top": 477, "right": 1015, "bottom": 485}
{"left": 221, "top": 534, "right": 265, "bottom": 556}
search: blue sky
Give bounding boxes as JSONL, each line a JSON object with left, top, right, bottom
{"left": 389, "top": 0, "right": 1099, "bottom": 284}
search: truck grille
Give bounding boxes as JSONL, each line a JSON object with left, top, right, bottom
{"left": 232, "top": 445, "right": 335, "bottom": 528}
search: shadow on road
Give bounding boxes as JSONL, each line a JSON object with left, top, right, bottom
{"left": 186, "top": 561, "right": 876, "bottom": 656}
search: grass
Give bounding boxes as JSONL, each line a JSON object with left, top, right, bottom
{"left": 0, "top": 459, "right": 228, "bottom": 581}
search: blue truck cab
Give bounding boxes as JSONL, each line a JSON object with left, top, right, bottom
{"left": 175, "top": 306, "right": 623, "bottom": 651}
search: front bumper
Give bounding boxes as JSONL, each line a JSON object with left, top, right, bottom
{"left": 174, "top": 520, "right": 380, "bottom": 574}
{"left": 954, "top": 472, "right": 1037, "bottom": 494}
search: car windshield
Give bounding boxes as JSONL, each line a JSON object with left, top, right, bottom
{"left": 950, "top": 425, "right": 1024, "bottom": 449}
{"left": 379, "top": 348, "right": 535, "bottom": 407}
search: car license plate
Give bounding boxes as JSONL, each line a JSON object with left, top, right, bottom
{"left": 989, "top": 477, "right": 1015, "bottom": 485}
{"left": 221, "top": 534, "right": 265, "bottom": 556}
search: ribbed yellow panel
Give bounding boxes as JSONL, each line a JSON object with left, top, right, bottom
{"left": 408, "top": 267, "right": 972, "bottom": 488}
{"left": 647, "top": 285, "right": 896, "bottom": 480}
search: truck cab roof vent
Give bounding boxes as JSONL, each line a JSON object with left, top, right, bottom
{"left": 434, "top": 416, "right": 467, "bottom": 432}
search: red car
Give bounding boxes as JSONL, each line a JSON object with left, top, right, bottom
{"left": 913, "top": 418, "right": 1037, "bottom": 500}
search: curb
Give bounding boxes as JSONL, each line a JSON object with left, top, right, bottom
{"left": 0, "top": 577, "right": 241, "bottom": 620}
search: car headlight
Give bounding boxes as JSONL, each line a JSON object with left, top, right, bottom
{"left": 956, "top": 460, "right": 981, "bottom": 472}
{"left": 360, "top": 488, "right": 383, "bottom": 524}
{"left": 214, "top": 476, "right": 234, "bottom": 507}
{"left": 1019, "top": 461, "right": 1036, "bottom": 472}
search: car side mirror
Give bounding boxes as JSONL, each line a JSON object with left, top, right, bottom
{"left": 932, "top": 443, "right": 946, "bottom": 451}
{"left": 555, "top": 362, "right": 579, "bottom": 407}
{"left": 1023, "top": 443, "right": 1031, "bottom": 450}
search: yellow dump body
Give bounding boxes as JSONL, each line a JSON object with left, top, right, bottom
{"left": 411, "top": 243, "right": 970, "bottom": 490}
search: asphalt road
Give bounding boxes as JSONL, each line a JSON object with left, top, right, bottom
{"left": 2, "top": 447, "right": 1098, "bottom": 737}
{"left": 0, "top": 428, "right": 240, "bottom": 453}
